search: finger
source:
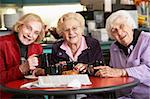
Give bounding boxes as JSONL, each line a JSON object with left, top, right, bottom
{"left": 94, "top": 66, "right": 106, "bottom": 69}
{"left": 95, "top": 70, "right": 101, "bottom": 76}
{"left": 79, "top": 67, "right": 87, "bottom": 73}
{"left": 95, "top": 72, "right": 102, "bottom": 77}
{"left": 30, "top": 66, "right": 36, "bottom": 70}
{"left": 32, "top": 70, "right": 36, "bottom": 76}
{"left": 32, "top": 68, "right": 40, "bottom": 76}
{"left": 80, "top": 65, "right": 86, "bottom": 71}
{"left": 76, "top": 63, "right": 83, "bottom": 68}
{"left": 74, "top": 66, "right": 81, "bottom": 71}
{"left": 32, "top": 56, "right": 38, "bottom": 61}
{"left": 29, "top": 57, "right": 39, "bottom": 66}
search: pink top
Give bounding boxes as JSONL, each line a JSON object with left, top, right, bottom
{"left": 60, "top": 36, "right": 88, "bottom": 61}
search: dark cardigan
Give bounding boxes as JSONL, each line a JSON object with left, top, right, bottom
{"left": 50, "top": 36, "right": 104, "bottom": 65}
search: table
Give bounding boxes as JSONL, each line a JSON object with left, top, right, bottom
{"left": 0, "top": 76, "right": 140, "bottom": 99}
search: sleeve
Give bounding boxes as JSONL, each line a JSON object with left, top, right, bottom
{"left": 0, "top": 44, "right": 23, "bottom": 84}
{"left": 109, "top": 34, "right": 150, "bottom": 87}
{"left": 92, "top": 39, "right": 104, "bottom": 65}
{"left": 50, "top": 44, "right": 59, "bottom": 65}
{"left": 126, "top": 38, "right": 150, "bottom": 87}
{"left": 109, "top": 44, "right": 117, "bottom": 67}
{"left": 28, "top": 43, "right": 43, "bottom": 56}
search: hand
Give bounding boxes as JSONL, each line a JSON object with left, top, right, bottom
{"left": 27, "top": 54, "right": 39, "bottom": 70}
{"left": 94, "top": 66, "right": 125, "bottom": 77}
{"left": 19, "top": 61, "right": 30, "bottom": 75}
{"left": 32, "top": 68, "right": 45, "bottom": 76}
{"left": 73, "top": 63, "right": 87, "bottom": 73}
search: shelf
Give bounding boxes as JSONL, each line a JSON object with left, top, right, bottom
{"left": 0, "top": 0, "right": 80, "bottom": 5}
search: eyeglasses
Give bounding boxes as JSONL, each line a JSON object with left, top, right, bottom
{"left": 23, "top": 24, "right": 40, "bottom": 36}
{"left": 63, "top": 26, "right": 80, "bottom": 33}
{"left": 111, "top": 24, "right": 125, "bottom": 34}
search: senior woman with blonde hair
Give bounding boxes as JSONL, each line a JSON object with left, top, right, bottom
{"left": 0, "top": 13, "right": 45, "bottom": 99}
{"left": 94, "top": 10, "right": 150, "bottom": 99}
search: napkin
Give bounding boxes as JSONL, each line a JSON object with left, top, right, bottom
{"left": 20, "top": 81, "right": 39, "bottom": 88}
{"left": 67, "top": 79, "right": 81, "bottom": 88}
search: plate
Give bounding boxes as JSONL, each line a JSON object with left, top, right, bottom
{"left": 24, "top": 75, "right": 38, "bottom": 79}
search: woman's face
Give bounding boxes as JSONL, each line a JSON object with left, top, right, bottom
{"left": 62, "top": 19, "right": 83, "bottom": 45}
{"left": 110, "top": 18, "right": 133, "bottom": 47}
{"left": 18, "top": 20, "right": 42, "bottom": 45}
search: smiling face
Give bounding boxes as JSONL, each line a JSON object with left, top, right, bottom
{"left": 110, "top": 18, "right": 134, "bottom": 47}
{"left": 62, "top": 19, "right": 83, "bottom": 45}
{"left": 18, "top": 20, "right": 42, "bottom": 45}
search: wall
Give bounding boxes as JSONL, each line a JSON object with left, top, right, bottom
{"left": 0, "top": 3, "right": 84, "bottom": 30}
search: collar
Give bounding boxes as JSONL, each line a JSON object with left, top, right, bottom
{"left": 115, "top": 29, "right": 141, "bottom": 55}
{"left": 60, "top": 36, "right": 88, "bottom": 61}
{"left": 14, "top": 32, "right": 28, "bottom": 59}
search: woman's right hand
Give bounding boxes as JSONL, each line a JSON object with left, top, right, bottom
{"left": 19, "top": 54, "right": 40, "bottom": 75}
{"left": 94, "top": 66, "right": 127, "bottom": 77}
{"left": 19, "top": 61, "right": 30, "bottom": 75}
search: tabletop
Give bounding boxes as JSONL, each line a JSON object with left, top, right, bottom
{"left": 0, "top": 76, "right": 140, "bottom": 96}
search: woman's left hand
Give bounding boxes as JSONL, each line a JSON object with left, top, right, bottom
{"left": 94, "top": 66, "right": 123, "bottom": 77}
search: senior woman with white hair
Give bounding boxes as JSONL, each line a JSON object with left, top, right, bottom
{"left": 94, "top": 10, "right": 150, "bottom": 99}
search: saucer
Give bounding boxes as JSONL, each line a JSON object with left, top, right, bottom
{"left": 24, "top": 75, "right": 38, "bottom": 79}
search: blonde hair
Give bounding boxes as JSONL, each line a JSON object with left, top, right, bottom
{"left": 57, "top": 12, "right": 85, "bottom": 36}
{"left": 13, "top": 13, "right": 45, "bottom": 42}
{"left": 105, "top": 10, "right": 136, "bottom": 39}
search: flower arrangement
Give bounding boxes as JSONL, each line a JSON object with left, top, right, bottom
{"left": 133, "top": 0, "right": 150, "bottom": 27}
{"left": 133, "top": 0, "right": 149, "bottom": 6}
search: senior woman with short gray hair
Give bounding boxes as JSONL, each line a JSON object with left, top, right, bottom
{"left": 34, "top": 12, "right": 104, "bottom": 76}
{"left": 94, "top": 10, "right": 150, "bottom": 99}
{"left": 50, "top": 12, "right": 104, "bottom": 74}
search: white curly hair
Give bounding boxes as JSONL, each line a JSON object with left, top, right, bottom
{"left": 105, "top": 10, "right": 136, "bottom": 39}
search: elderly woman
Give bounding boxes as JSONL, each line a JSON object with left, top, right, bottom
{"left": 33, "top": 12, "right": 104, "bottom": 99}
{"left": 0, "top": 13, "right": 45, "bottom": 99}
{"left": 34, "top": 12, "right": 104, "bottom": 76}
{"left": 50, "top": 12, "right": 104, "bottom": 74}
{"left": 94, "top": 10, "right": 150, "bottom": 99}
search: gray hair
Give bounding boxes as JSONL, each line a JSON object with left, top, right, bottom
{"left": 105, "top": 10, "right": 136, "bottom": 39}
{"left": 56, "top": 12, "right": 85, "bottom": 36}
